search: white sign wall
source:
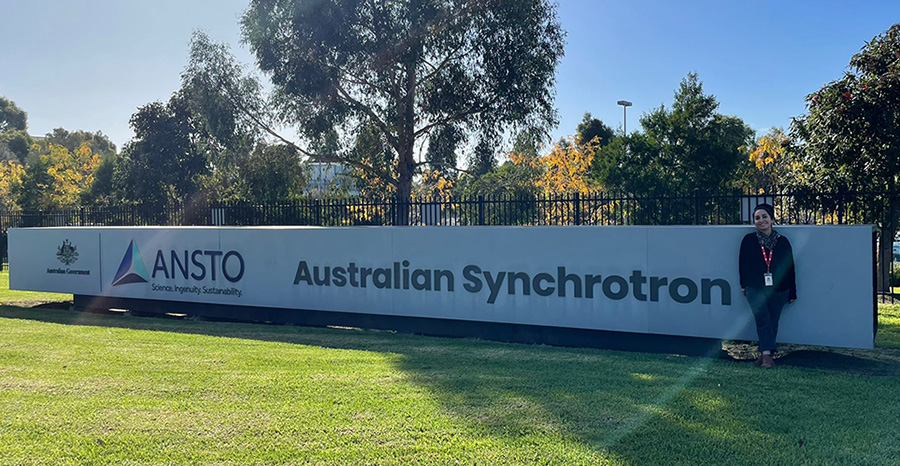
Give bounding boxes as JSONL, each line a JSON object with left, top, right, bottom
{"left": 9, "top": 225, "right": 875, "bottom": 348}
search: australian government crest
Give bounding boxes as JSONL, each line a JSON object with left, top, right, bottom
{"left": 47, "top": 239, "right": 90, "bottom": 276}
{"left": 56, "top": 239, "right": 79, "bottom": 265}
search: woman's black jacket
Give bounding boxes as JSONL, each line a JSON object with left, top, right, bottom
{"left": 739, "top": 232, "right": 797, "bottom": 300}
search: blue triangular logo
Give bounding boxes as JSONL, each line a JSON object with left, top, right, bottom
{"left": 112, "top": 240, "right": 149, "bottom": 286}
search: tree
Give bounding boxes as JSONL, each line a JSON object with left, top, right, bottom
{"left": 44, "top": 143, "right": 102, "bottom": 207}
{"left": 179, "top": 31, "right": 270, "bottom": 203}
{"left": 467, "top": 137, "right": 498, "bottom": 178}
{"left": 43, "top": 128, "right": 117, "bottom": 157}
{"left": 182, "top": 32, "right": 264, "bottom": 156}
{"left": 570, "top": 113, "right": 612, "bottom": 190}
{"left": 0, "top": 144, "right": 15, "bottom": 163}
{"left": 538, "top": 135, "right": 598, "bottom": 194}
{"left": 590, "top": 132, "right": 663, "bottom": 193}
{"left": 425, "top": 125, "right": 462, "bottom": 180}
{"left": 0, "top": 97, "right": 31, "bottom": 162}
{"left": 453, "top": 126, "right": 547, "bottom": 196}
{"left": 116, "top": 95, "right": 209, "bottom": 206}
{"left": 348, "top": 121, "right": 396, "bottom": 197}
{"left": 80, "top": 154, "right": 118, "bottom": 206}
{"left": 240, "top": 0, "right": 565, "bottom": 204}
{"left": 15, "top": 152, "right": 53, "bottom": 210}
{"left": 791, "top": 23, "right": 900, "bottom": 194}
{"left": 16, "top": 142, "right": 102, "bottom": 209}
{"left": 789, "top": 23, "right": 900, "bottom": 291}
{"left": 455, "top": 149, "right": 544, "bottom": 225}
{"left": 458, "top": 126, "right": 549, "bottom": 196}
{"left": 576, "top": 113, "right": 614, "bottom": 148}
{"left": 511, "top": 127, "right": 546, "bottom": 160}
{"left": 739, "top": 127, "right": 799, "bottom": 191}
{"left": 458, "top": 157, "right": 542, "bottom": 198}
{"left": 0, "top": 97, "right": 27, "bottom": 133}
{"left": 0, "top": 130, "right": 32, "bottom": 162}
{"left": 594, "top": 73, "right": 754, "bottom": 194}
{"left": 241, "top": 144, "right": 308, "bottom": 203}
{"left": 0, "top": 160, "right": 24, "bottom": 210}
{"left": 454, "top": 130, "right": 544, "bottom": 197}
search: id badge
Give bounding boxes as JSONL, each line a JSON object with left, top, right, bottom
{"left": 764, "top": 273, "right": 774, "bottom": 287}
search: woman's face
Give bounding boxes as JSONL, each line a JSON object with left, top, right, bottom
{"left": 754, "top": 209, "right": 773, "bottom": 232}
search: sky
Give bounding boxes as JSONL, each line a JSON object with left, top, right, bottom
{"left": 1, "top": 0, "right": 899, "bottom": 153}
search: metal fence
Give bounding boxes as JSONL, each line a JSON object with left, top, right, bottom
{"left": 2, "top": 189, "right": 890, "bottom": 227}
{"left": 2, "top": 189, "right": 896, "bottom": 297}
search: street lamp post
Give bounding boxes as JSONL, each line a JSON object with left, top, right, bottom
{"left": 617, "top": 100, "right": 632, "bottom": 134}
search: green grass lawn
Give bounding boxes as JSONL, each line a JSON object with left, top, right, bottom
{"left": 0, "top": 268, "right": 72, "bottom": 304}
{"left": 1, "top": 272, "right": 900, "bottom": 465}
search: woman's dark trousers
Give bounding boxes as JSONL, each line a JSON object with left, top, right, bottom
{"left": 746, "top": 287, "right": 789, "bottom": 352}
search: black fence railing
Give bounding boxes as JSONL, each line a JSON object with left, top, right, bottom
{"left": 1, "top": 189, "right": 897, "bottom": 298}
{"left": 1, "top": 189, "right": 892, "bottom": 229}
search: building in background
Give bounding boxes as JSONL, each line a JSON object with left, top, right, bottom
{"left": 304, "top": 163, "right": 358, "bottom": 197}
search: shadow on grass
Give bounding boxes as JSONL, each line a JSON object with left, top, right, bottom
{"left": 722, "top": 340, "right": 900, "bottom": 377}
{"left": 3, "top": 304, "right": 900, "bottom": 465}
{"left": 777, "top": 350, "right": 899, "bottom": 376}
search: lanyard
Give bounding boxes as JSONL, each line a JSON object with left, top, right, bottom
{"left": 760, "top": 246, "right": 773, "bottom": 273}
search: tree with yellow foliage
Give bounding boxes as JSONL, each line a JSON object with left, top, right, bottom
{"left": 742, "top": 127, "right": 798, "bottom": 191}
{"left": 0, "top": 160, "right": 24, "bottom": 210}
{"left": 416, "top": 169, "right": 455, "bottom": 200}
{"left": 537, "top": 135, "right": 599, "bottom": 194}
{"left": 17, "top": 142, "right": 101, "bottom": 209}
{"left": 46, "top": 143, "right": 102, "bottom": 206}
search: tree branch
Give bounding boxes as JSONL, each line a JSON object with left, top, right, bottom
{"left": 208, "top": 75, "right": 397, "bottom": 186}
{"left": 413, "top": 104, "right": 491, "bottom": 138}
{"left": 416, "top": 159, "right": 475, "bottom": 176}
{"left": 417, "top": 42, "right": 469, "bottom": 86}
{"left": 334, "top": 82, "right": 401, "bottom": 151}
{"left": 312, "top": 153, "right": 399, "bottom": 187}
{"left": 342, "top": 68, "right": 393, "bottom": 96}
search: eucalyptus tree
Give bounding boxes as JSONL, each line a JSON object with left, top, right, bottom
{"left": 239, "top": 0, "right": 566, "bottom": 202}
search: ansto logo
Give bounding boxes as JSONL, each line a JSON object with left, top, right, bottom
{"left": 111, "top": 239, "right": 245, "bottom": 287}
{"left": 112, "top": 240, "right": 149, "bottom": 285}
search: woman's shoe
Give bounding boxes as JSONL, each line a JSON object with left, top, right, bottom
{"left": 753, "top": 355, "right": 763, "bottom": 366}
{"left": 761, "top": 354, "right": 775, "bottom": 369}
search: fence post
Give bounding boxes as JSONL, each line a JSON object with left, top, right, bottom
{"left": 694, "top": 188, "right": 701, "bottom": 225}
{"left": 478, "top": 195, "right": 485, "bottom": 226}
{"left": 837, "top": 187, "right": 846, "bottom": 224}
{"left": 892, "top": 190, "right": 898, "bottom": 304}
{"left": 79, "top": 207, "right": 85, "bottom": 227}
{"left": 388, "top": 197, "right": 395, "bottom": 226}
{"left": 573, "top": 192, "right": 581, "bottom": 226}
{"left": 315, "top": 199, "right": 322, "bottom": 226}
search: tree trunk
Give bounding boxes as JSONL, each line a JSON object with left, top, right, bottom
{"left": 879, "top": 192, "right": 899, "bottom": 297}
{"left": 878, "top": 229, "right": 893, "bottom": 295}
{"left": 394, "top": 59, "right": 418, "bottom": 226}
{"left": 395, "top": 156, "right": 413, "bottom": 226}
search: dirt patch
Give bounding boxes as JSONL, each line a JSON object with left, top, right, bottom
{"left": 722, "top": 341, "right": 900, "bottom": 377}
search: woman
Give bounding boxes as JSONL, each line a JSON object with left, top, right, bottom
{"left": 739, "top": 203, "right": 796, "bottom": 369}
